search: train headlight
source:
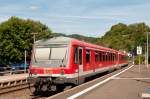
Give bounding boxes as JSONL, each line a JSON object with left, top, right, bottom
{"left": 75, "top": 69, "right": 78, "bottom": 73}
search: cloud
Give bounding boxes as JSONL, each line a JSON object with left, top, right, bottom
{"left": 29, "top": 6, "right": 40, "bottom": 11}
{"left": 0, "top": 16, "right": 9, "bottom": 23}
{"left": 47, "top": 15, "right": 125, "bottom": 22}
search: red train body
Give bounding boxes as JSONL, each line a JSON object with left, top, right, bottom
{"left": 29, "top": 36, "right": 128, "bottom": 92}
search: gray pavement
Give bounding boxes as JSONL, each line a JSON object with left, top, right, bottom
{"left": 77, "top": 65, "right": 150, "bottom": 99}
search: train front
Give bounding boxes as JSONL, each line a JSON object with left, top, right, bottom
{"left": 28, "top": 37, "right": 71, "bottom": 94}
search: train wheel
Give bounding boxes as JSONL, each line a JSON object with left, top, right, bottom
{"left": 41, "top": 83, "right": 48, "bottom": 92}
{"left": 33, "top": 78, "right": 42, "bottom": 95}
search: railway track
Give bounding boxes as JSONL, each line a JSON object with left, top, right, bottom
{"left": 0, "top": 83, "right": 29, "bottom": 95}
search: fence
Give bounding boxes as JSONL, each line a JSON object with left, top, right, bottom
{"left": 0, "top": 69, "right": 29, "bottom": 76}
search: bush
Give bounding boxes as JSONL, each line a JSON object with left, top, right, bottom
{"left": 134, "top": 55, "right": 145, "bottom": 65}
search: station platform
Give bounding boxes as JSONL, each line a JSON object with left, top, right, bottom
{"left": 76, "top": 65, "right": 150, "bottom": 99}
{"left": 0, "top": 73, "right": 28, "bottom": 83}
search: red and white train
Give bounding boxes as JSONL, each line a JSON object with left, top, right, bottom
{"left": 29, "top": 36, "right": 128, "bottom": 93}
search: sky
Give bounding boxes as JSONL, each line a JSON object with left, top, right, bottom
{"left": 0, "top": 0, "right": 150, "bottom": 37}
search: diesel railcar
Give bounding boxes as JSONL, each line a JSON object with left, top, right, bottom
{"left": 28, "top": 36, "right": 128, "bottom": 93}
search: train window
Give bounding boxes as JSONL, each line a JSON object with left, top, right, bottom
{"left": 112, "top": 53, "right": 114, "bottom": 61}
{"left": 111, "top": 53, "right": 113, "bottom": 61}
{"left": 95, "top": 51, "right": 99, "bottom": 62}
{"left": 79, "top": 48, "right": 82, "bottom": 65}
{"left": 86, "top": 49, "right": 90, "bottom": 63}
{"left": 106, "top": 52, "right": 109, "bottom": 61}
{"left": 103, "top": 52, "right": 105, "bottom": 62}
{"left": 74, "top": 48, "right": 78, "bottom": 64}
{"left": 110, "top": 53, "right": 112, "bottom": 61}
{"left": 35, "top": 48, "right": 50, "bottom": 61}
{"left": 99, "top": 51, "right": 103, "bottom": 62}
{"left": 50, "top": 47, "right": 67, "bottom": 60}
{"left": 35, "top": 47, "right": 67, "bottom": 61}
{"left": 115, "top": 54, "right": 117, "bottom": 61}
{"left": 113, "top": 53, "right": 115, "bottom": 61}
{"left": 108, "top": 53, "right": 110, "bottom": 61}
{"left": 109, "top": 53, "right": 110, "bottom": 61}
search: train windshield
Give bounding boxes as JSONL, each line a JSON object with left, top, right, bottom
{"left": 32, "top": 45, "right": 68, "bottom": 68}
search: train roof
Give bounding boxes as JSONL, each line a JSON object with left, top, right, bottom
{"left": 35, "top": 36, "right": 72, "bottom": 45}
{"left": 35, "top": 36, "right": 127, "bottom": 55}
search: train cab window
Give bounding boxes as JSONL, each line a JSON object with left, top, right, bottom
{"left": 86, "top": 50, "right": 90, "bottom": 63}
{"left": 50, "top": 47, "right": 67, "bottom": 60}
{"left": 35, "top": 48, "right": 50, "bottom": 61}
{"left": 74, "top": 48, "right": 78, "bottom": 64}
{"left": 99, "top": 51, "right": 103, "bottom": 62}
{"left": 79, "top": 48, "right": 82, "bottom": 65}
{"left": 95, "top": 51, "right": 99, "bottom": 62}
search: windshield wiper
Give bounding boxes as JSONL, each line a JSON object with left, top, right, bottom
{"left": 61, "top": 50, "right": 67, "bottom": 67}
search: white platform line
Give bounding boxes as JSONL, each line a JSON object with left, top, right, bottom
{"left": 67, "top": 65, "right": 134, "bottom": 99}
{"left": 112, "top": 77, "right": 150, "bottom": 80}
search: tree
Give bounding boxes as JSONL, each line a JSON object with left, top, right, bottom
{"left": 0, "top": 16, "right": 53, "bottom": 64}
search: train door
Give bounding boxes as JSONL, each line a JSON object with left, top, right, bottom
{"left": 78, "top": 47, "right": 83, "bottom": 84}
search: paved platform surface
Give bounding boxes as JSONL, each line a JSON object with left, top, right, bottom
{"left": 48, "top": 65, "right": 150, "bottom": 99}
{"left": 0, "top": 73, "right": 28, "bottom": 83}
{"left": 78, "top": 65, "right": 150, "bottom": 99}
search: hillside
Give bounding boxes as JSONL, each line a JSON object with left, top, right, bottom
{"left": 96, "top": 23, "right": 150, "bottom": 52}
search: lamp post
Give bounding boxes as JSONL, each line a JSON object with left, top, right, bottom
{"left": 144, "top": 42, "right": 147, "bottom": 65}
{"left": 146, "top": 32, "right": 149, "bottom": 68}
{"left": 24, "top": 49, "right": 27, "bottom": 73}
{"left": 31, "top": 33, "right": 38, "bottom": 44}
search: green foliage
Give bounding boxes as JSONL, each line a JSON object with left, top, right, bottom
{"left": 97, "top": 22, "right": 150, "bottom": 52}
{"left": 0, "top": 16, "right": 53, "bottom": 64}
{"left": 134, "top": 55, "right": 145, "bottom": 65}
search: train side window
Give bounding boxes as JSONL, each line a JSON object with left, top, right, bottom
{"left": 108, "top": 53, "right": 110, "bottom": 61}
{"left": 106, "top": 52, "right": 109, "bottom": 62}
{"left": 111, "top": 53, "right": 113, "bottom": 61}
{"left": 115, "top": 54, "right": 117, "bottom": 61}
{"left": 99, "top": 51, "right": 103, "bottom": 62}
{"left": 95, "top": 51, "right": 99, "bottom": 62}
{"left": 103, "top": 52, "right": 105, "bottom": 62}
{"left": 74, "top": 48, "right": 78, "bottom": 64}
{"left": 109, "top": 53, "right": 111, "bottom": 61}
{"left": 86, "top": 49, "right": 90, "bottom": 63}
{"left": 112, "top": 53, "right": 114, "bottom": 61}
{"left": 113, "top": 53, "right": 115, "bottom": 61}
{"left": 79, "top": 48, "right": 82, "bottom": 65}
